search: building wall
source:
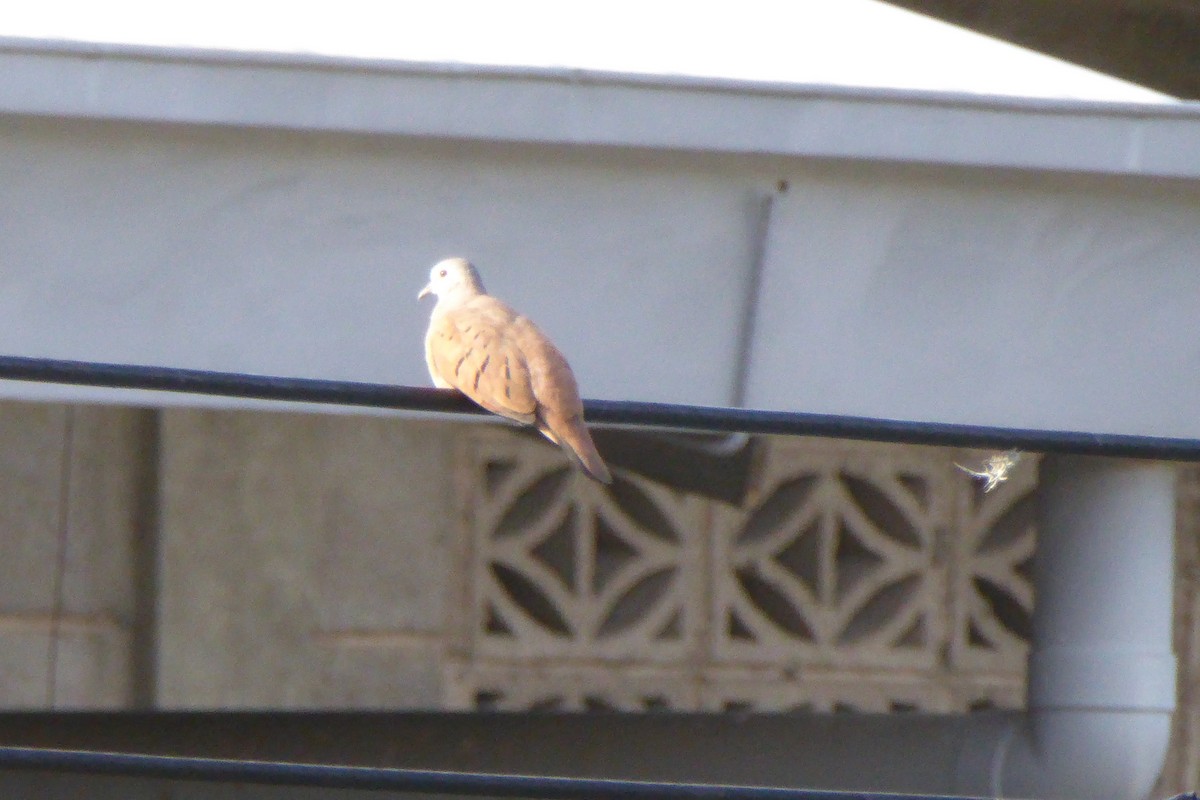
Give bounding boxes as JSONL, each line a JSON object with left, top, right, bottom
{"left": 0, "top": 399, "right": 1194, "bottom": 791}
{"left": 0, "top": 402, "right": 152, "bottom": 709}
{"left": 157, "top": 408, "right": 455, "bottom": 708}
{"left": 1160, "top": 464, "right": 1200, "bottom": 791}
{"left": 0, "top": 114, "right": 763, "bottom": 409}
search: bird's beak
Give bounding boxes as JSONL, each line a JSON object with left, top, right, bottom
{"left": 417, "top": 283, "right": 433, "bottom": 301}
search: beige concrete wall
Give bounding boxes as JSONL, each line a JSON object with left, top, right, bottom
{"left": 3, "top": 398, "right": 1200, "bottom": 792}
{"left": 0, "top": 402, "right": 152, "bottom": 708}
{"left": 0, "top": 401, "right": 459, "bottom": 710}
{"left": 157, "top": 409, "right": 456, "bottom": 708}
{"left": 1159, "top": 465, "right": 1200, "bottom": 793}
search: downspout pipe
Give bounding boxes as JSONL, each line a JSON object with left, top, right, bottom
{"left": 954, "top": 455, "right": 1177, "bottom": 799}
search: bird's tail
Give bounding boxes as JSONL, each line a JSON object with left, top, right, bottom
{"left": 541, "top": 415, "right": 612, "bottom": 484}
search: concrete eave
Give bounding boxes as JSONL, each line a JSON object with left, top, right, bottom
{"left": 1, "top": 36, "right": 1198, "bottom": 179}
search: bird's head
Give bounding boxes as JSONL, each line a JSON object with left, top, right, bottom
{"left": 418, "top": 257, "right": 486, "bottom": 303}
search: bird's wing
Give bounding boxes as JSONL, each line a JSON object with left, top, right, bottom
{"left": 427, "top": 299, "right": 539, "bottom": 425}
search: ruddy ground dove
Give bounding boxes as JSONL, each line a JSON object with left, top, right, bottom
{"left": 418, "top": 257, "right": 612, "bottom": 484}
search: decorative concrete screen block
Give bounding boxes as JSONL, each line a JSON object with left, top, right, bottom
{"left": 951, "top": 450, "right": 1036, "bottom": 673}
{"left": 712, "top": 440, "right": 950, "bottom": 670}
{"left": 444, "top": 663, "right": 701, "bottom": 712}
{"left": 450, "top": 430, "right": 708, "bottom": 665}
{"left": 448, "top": 430, "right": 1035, "bottom": 713}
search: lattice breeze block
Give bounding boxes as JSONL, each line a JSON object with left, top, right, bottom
{"left": 448, "top": 430, "right": 1034, "bottom": 712}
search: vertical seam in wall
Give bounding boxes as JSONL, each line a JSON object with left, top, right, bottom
{"left": 45, "top": 406, "right": 76, "bottom": 708}
{"left": 128, "top": 408, "right": 161, "bottom": 709}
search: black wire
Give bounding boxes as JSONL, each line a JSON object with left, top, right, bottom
{"left": 1, "top": 354, "right": 1199, "bottom": 461}
{"left": 0, "top": 746, "right": 984, "bottom": 800}
{"left": 0, "top": 355, "right": 475, "bottom": 414}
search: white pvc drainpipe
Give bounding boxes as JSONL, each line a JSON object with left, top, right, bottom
{"left": 953, "top": 455, "right": 1177, "bottom": 799}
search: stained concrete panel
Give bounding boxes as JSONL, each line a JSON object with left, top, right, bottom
{"left": 0, "top": 402, "right": 149, "bottom": 708}
{"left": 0, "top": 404, "right": 67, "bottom": 612}
{"left": 0, "top": 624, "right": 133, "bottom": 709}
{"left": 158, "top": 409, "right": 456, "bottom": 708}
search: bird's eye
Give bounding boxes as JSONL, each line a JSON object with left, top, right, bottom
{"left": 438, "top": 269, "right": 447, "bottom": 278}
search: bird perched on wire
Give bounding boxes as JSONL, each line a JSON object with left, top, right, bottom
{"left": 418, "top": 257, "right": 612, "bottom": 484}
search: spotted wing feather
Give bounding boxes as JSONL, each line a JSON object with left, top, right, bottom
{"left": 427, "top": 301, "right": 538, "bottom": 425}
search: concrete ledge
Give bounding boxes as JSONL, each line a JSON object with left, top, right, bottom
{"left": 0, "top": 36, "right": 1196, "bottom": 178}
